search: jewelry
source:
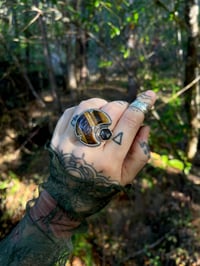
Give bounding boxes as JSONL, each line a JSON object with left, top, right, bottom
{"left": 73, "top": 109, "right": 112, "bottom": 147}
{"left": 130, "top": 99, "right": 150, "bottom": 114}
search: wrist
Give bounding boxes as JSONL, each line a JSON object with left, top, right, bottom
{"left": 29, "top": 190, "right": 81, "bottom": 238}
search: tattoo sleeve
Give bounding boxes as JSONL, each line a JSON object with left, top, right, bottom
{"left": 0, "top": 208, "right": 72, "bottom": 265}
{"left": 0, "top": 145, "right": 123, "bottom": 266}
{"left": 43, "top": 145, "right": 123, "bottom": 220}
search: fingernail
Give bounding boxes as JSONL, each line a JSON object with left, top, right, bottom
{"left": 145, "top": 90, "right": 156, "bottom": 97}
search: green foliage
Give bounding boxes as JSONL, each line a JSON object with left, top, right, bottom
{"left": 98, "top": 59, "right": 113, "bottom": 68}
{"left": 72, "top": 233, "right": 93, "bottom": 265}
{"left": 0, "top": 171, "right": 19, "bottom": 191}
{"left": 147, "top": 253, "right": 162, "bottom": 266}
{"left": 0, "top": 179, "right": 10, "bottom": 190}
{"left": 158, "top": 155, "right": 192, "bottom": 174}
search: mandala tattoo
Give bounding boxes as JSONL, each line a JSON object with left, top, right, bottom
{"left": 42, "top": 146, "right": 123, "bottom": 221}
{"left": 0, "top": 146, "right": 124, "bottom": 266}
{"left": 139, "top": 141, "right": 151, "bottom": 159}
{"left": 112, "top": 132, "right": 123, "bottom": 145}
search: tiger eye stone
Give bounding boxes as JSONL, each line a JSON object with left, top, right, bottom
{"left": 75, "top": 109, "right": 112, "bottom": 146}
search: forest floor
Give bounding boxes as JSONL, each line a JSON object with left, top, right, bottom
{"left": 0, "top": 81, "right": 200, "bottom": 265}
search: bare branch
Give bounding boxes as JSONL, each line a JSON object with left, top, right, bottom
{"left": 22, "top": 6, "right": 43, "bottom": 32}
{"left": 122, "top": 229, "right": 175, "bottom": 262}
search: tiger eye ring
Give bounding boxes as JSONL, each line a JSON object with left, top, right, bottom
{"left": 73, "top": 109, "right": 112, "bottom": 147}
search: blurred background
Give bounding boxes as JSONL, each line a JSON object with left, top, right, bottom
{"left": 0, "top": 0, "right": 199, "bottom": 265}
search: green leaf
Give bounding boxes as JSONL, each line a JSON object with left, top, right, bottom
{"left": 184, "top": 162, "right": 192, "bottom": 174}
{"left": 168, "top": 159, "right": 184, "bottom": 171}
{"left": 133, "top": 12, "right": 139, "bottom": 23}
{"left": 139, "top": 55, "right": 145, "bottom": 62}
{"left": 161, "top": 154, "right": 169, "bottom": 167}
{"left": 94, "top": 0, "right": 100, "bottom": 8}
{"left": 98, "top": 60, "right": 113, "bottom": 68}
{"left": 9, "top": 170, "right": 18, "bottom": 180}
{"left": 108, "top": 22, "right": 120, "bottom": 38}
{"left": 93, "top": 24, "right": 99, "bottom": 32}
{"left": 123, "top": 49, "right": 130, "bottom": 58}
{"left": 0, "top": 180, "right": 10, "bottom": 190}
{"left": 126, "top": 16, "right": 131, "bottom": 23}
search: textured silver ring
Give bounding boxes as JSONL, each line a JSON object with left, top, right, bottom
{"left": 130, "top": 99, "right": 150, "bottom": 114}
{"left": 72, "top": 109, "right": 112, "bottom": 147}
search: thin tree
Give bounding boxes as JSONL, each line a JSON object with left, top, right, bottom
{"left": 33, "top": 0, "right": 62, "bottom": 113}
{"left": 184, "top": 0, "right": 199, "bottom": 161}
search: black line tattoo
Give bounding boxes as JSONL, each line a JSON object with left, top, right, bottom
{"left": 47, "top": 147, "right": 121, "bottom": 218}
{"left": 112, "top": 132, "right": 123, "bottom": 145}
{"left": 139, "top": 141, "right": 151, "bottom": 159}
{"left": 138, "top": 92, "right": 152, "bottom": 100}
{"left": 116, "top": 100, "right": 127, "bottom": 106}
{"left": 129, "top": 106, "right": 141, "bottom": 112}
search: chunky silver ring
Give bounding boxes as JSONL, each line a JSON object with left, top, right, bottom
{"left": 72, "top": 109, "right": 112, "bottom": 147}
{"left": 130, "top": 99, "right": 150, "bottom": 114}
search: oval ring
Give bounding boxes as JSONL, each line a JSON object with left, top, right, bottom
{"left": 72, "top": 109, "right": 112, "bottom": 147}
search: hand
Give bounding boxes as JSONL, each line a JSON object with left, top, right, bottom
{"left": 30, "top": 90, "right": 156, "bottom": 239}
{"left": 36, "top": 90, "right": 157, "bottom": 234}
{"left": 51, "top": 90, "right": 156, "bottom": 186}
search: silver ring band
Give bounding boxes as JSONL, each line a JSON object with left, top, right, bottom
{"left": 130, "top": 99, "right": 150, "bottom": 114}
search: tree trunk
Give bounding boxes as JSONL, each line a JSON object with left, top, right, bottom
{"left": 0, "top": 33, "right": 46, "bottom": 107}
{"left": 62, "top": 0, "right": 80, "bottom": 102}
{"left": 34, "top": 0, "right": 62, "bottom": 113}
{"left": 184, "top": 0, "right": 199, "bottom": 161}
{"left": 65, "top": 24, "right": 78, "bottom": 102}
{"left": 77, "top": 30, "right": 89, "bottom": 94}
{"left": 126, "top": 33, "right": 139, "bottom": 102}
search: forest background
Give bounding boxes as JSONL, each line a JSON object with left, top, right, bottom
{"left": 0, "top": 0, "right": 200, "bottom": 265}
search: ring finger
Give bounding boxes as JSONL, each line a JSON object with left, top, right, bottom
{"left": 104, "top": 90, "right": 156, "bottom": 160}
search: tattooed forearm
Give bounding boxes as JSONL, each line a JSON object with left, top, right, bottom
{"left": 139, "top": 141, "right": 151, "bottom": 159}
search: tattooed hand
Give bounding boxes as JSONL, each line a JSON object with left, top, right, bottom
{"left": 51, "top": 90, "right": 156, "bottom": 186}
{"left": 39, "top": 90, "right": 157, "bottom": 230}
{"left": 0, "top": 91, "right": 157, "bottom": 266}
{"left": 0, "top": 92, "right": 157, "bottom": 266}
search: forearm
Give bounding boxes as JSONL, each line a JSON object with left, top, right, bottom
{"left": 0, "top": 144, "right": 122, "bottom": 266}
{"left": 0, "top": 191, "right": 80, "bottom": 266}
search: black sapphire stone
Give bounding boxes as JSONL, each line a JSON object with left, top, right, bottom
{"left": 100, "top": 128, "right": 112, "bottom": 140}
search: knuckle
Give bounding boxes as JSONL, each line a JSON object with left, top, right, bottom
{"left": 122, "top": 111, "right": 142, "bottom": 129}
{"left": 113, "top": 100, "right": 129, "bottom": 107}
{"left": 63, "top": 107, "right": 73, "bottom": 116}
{"left": 79, "top": 98, "right": 107, "bottom": 109}
{"left": 110, "top": 101, "right": 128, "bottom": 111}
